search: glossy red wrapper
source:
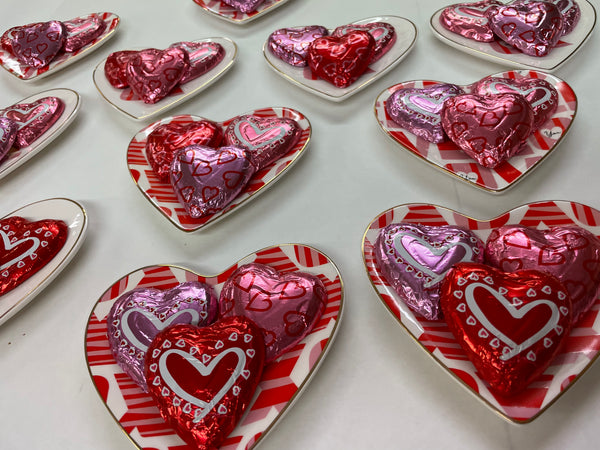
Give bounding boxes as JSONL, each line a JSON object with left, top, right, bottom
{"left": 0, "top": 216, "right": 68, "bottom": 296}
{"left": 1, "top": 20, "right": 65, "bottom": 68}
{"left": 145, "top": 318, "right": 265, "bottom": 450}
{"left": 219, "top": 263, "right": 327, "bottom": 363}
{"left": 441, "top": 262, "right": 572, "bottom": 396}
{"left": 332, "top": 21, "right": 396, "bottom": 62}
{"left": 169, "top": 41, "right": 225, "bottom": 85}
{"left": 104, "top": 50, "right": 138, "bottom": 88}
{"left": 439, "top": 0, "right": 503, "bottom": 42}
{"left": 62, "top": 13, "right": 106, "bottom": 53}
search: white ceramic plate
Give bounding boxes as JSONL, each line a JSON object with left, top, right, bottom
{"left": 263, "top": 16, "right": 418, "bottom": 102}
{"left": 93, "top": 37, "right": 237, "bottom": 121}
{"left": 193, "top": 0, "right": 293, "bottom": 24}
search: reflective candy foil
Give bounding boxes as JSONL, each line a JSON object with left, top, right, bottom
{"left": 62, "top": 13, "right": 106, "bottom": 53}
{"left": 169, "top": 41, "right": 225, "bottom": 84}
{"left": 0, "top": 117, "right": 18, "bottom": 161}
{"left": 332, "top": 21, "right": 396, "bottom": 62}
{"left": 221, "top": 0, "right": 265, "bottom": 13}
{"left": 439, "top": 0, "right": 503, "bottom": 42}
{"left": 104, "top": 50, "right": 138, "bottom": 88}
{"left": 546, "top": 0, "right": 581, "bottom": 35}
{"left": 3, "top": 20, "right": 65, "bottom": 68}
{"left": 268, "top": 26, "right": 329, "bottom": 67}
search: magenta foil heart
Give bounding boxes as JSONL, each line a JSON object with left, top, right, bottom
{"left": 0, "top": 118, "right": 18, "bottom": 161}
{"left": 547, "top": 0, "right": 581, "bottom": 35}
{"left": 106, "top": 281, "right": 218, "bottom": 391}
{"left": 169, "top": 41, "right": 225, "bottom": 84}
{"left": 62, "top": 13, "right": 107, "bottom": 53}
{"left": 332, "top": 21, "right": 397, "bottom": 62}
{"left": 374, "top": 223, "right": 484, "bottom": 320}
{"left": 439, "top": 0, "right": 503, "bottom": 42}
{"left": 268, "top": 26, "right": 329, "bottom": 67}
{"left": 221, "top": 0, "right": 264, "bottom": 13}
{"left": 6, "top": 20, "right": 65, "bottom": 68}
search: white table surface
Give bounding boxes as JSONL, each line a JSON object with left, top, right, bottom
{"left": 1, "top": 0, "right": 599, "bottom": 448}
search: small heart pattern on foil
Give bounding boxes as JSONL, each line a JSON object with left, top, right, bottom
{"left": 192, "top": 0, "right": 289, "bottom": 24}
{"left": 0, "top": 118, "right": 18, "bottom": 161}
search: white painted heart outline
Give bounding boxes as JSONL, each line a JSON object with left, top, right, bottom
{"left": 0, "top": 230, "right": 40, "bottom": 270}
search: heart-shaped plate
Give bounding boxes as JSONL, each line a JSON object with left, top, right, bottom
{"left": 374, "top": 69, "right": 576, "bottom": 193}
{"left": 0, "top": 12, "right": 120, "bottom": 81}
{"left": 0, "top": 88, "right": 80, "bottom": 180}
{"left": 362, "top": 200, "right": 600, "bottom": 423}
{"left": 263, "top": 16, "right": 417, "bottom": 102}
{"left": 85, "top": 243, "right": 343, "bottom": 449}
{"left": 93, "top": 37, "right": 237, "bottom": 121}
{"left": 127, "top": 107, "right": 311, "bottom": 232}
{"left": 429, "top": 0, "right": 596, "bottom": 72}
{"left": 0, "top": 197, "right": 87, "bottom": 325}
{"left": 193, "top": 0, "right": 292, "bottom": 24}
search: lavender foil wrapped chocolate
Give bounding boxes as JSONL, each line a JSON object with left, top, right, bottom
{"left": 268, "top": 26, "right": 329, "bottom": 67}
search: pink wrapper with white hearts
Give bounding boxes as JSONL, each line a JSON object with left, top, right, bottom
{"left": 439, "top": 0, "right": 503, "bottom": 42}
{"left": 0, "top": 117, "right": 18, "bottom": 161}
{"left": 268, "top": 26, "right": 329, "bottom": 67}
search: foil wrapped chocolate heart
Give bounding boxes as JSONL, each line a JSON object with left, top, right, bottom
{"left": 470, "top": 76, "right": 558, "bottom": 131}
{"left": 0, "top": 216, "right": 68, "bottom": 296}
{"left": 219, "top": 263, "right": 327, "bottom": 362}
{"left": 170, "top": 145, "right": 255, "bottom": 218}
{"left": 486, "top": 1, "right": 564, "bottom": 56}
{"left": 3, "top": 20, "right": 65, "bottom": 68}
{"left": 125, "top": 47, "right": 189, "bottom": 104}
{"left": 1, "top": 96, "right": 65, "bottom": 149}
{"left": 0, "top": 118, "right": 18, "bottom": 161}
{"left": 145, "top": 317, "right": 265, "bottom": 449}
{"left": 441, "top": 262, "right": 572, "bottom": 396}
{"left": 546, "top": 0, "right": 581, "bottom": 35}
{"left": 268, "top": 25, "right": 329, "bottom": 67}
{"left": 169, "top": 41, "right": 225, "bottom": 84}
{"left": 104, "top": 50, "right": 137, "bottom": 88}
{"left": 221, "top": 0, "right": 265, "bottom": 13}
{"left": 146, "top": 120, "right": 223, "bottom": 182}
{"left": 332, "top": 21, "right": 396, "bottom": 62}
{"left": 374, "top": 223, "right": 484, "bottom": 320}
{"left": 439, "top": 0, "right": 503, "bottom": 42}
{"left": 107, "top": 281, "right": 218, "bottom": 391}
{"left": 62, "top": 13, "right": 107, "bottom": 53}
{"left": 307, "top": 30, "right": 375, "bottom": 88}
{"left": 441, "top": 93, "right": 535, "bottom": 168}
{"left": 223, "top": 114, "right": 301, "bottom": 171}
{"left": 485, "top": 225, "right": 600, "bottom": 325}
{"left": 385, "top": 83, "right": 465, "bottom": 143}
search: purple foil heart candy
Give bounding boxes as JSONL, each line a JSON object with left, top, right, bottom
{"left": 268, "top": 26, "right": 329, "bottom": 67}
{"left": 221, "top": 0, "right": 264, "bottom": 13}
{"left": 0, "top": 117, "right": 18, "bottom": 161}
{"left": 106, "top": 281, "right": 218, "bottom": 391}
{"left": 374, "top": 223, "right": 484, "bottom": 320}
{"left": 5, "top": 20, "right": 65, "bottom": 68}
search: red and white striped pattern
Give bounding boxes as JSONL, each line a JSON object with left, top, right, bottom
{"left": 85, "top": 244, "right": 343, "bottom": 449}
{"left": 362, "top": 201, "right": 600, "bottom": 423}
{"left": 374, "top": 70, "right": 576, "bottom": 193}
{"left": 192, "top": 0, "right": 287, "bottom": 24}
{"left": 127, "top": 108, "right": 311, "bottom": 232}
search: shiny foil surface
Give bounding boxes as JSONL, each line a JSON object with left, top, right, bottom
{"left": 219, "top": 263, "right": 327, "bottom": 362}
{"left": 485, "top": 225, "right": 600, "bottom": 325}
{"left": 470, "top": 76, "right": 558, "bottom": 131}
{"left": 486, "top": 1, "right": 564, "bottom": 56}
{"left": 223, "top": 114, "right": 301, "bottom": 171}
{"left": 62, "top": 13, "right": 106, "bottom": 53}
{"left": 307, "top": 30, "right": 375, "bottom": 88}
{"left": 221, "top": 0, "right": 265, "bottom": 13}
{"left": 385, "top": 83, "right": 465, "bottom": 143}
{"left": 332, "top": 21, "right": 396, "bottom": 62}
{"left": 146, "top": 120, "right": 223, "bottom": 182}
{"left": 268, "top": 26, "right": 329, "bottom": 67}
{"left": 0, "top": 117, "right": 18, "bottom": 161}
{"left": 125, "top": 47, "right": 189, "bottom": 104}
{"left": 441, "top": 93, "right": 534, "bottom": 168}
{"left": 374, "top": 223, "right": 484, "bottom": 320}
{"left": 169, "top": 41, "right": 225, "bottom": 84}
{"left": 439, "top": 0, "right": 503, "bottom": 42}
{"left": 1, "top": 96, "right": 65, "bottom": 149}
{"left": 0, "top": 216, "right": 68, "bottom": 296}
{"left": 107, "top": 281, "right": 218, "bottom": 391}
{"left": 104, "top": 50, "right": 137, "bottom": 88}
{"left": 547, "top": 0, "right": 581, "bottom": 35}
{"left": 145, "top": 318, "right": 265, "bottom": 450}
{"left": 2, "top": 20, "right": 65, "bottom": 68}
{"left": 441, "top": 262, "right": 572, "bottom": 396}
{"left": 170, "top": 145, "right": 255, "bottom": 219}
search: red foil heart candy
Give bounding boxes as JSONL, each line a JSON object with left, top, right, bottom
{"left": 332, "top": 21, "right": 396, "bottom": 62}
{"left": 0, "top": 118, "right": 18, "bottom": 161}
{"left": 307, "top": 30, "right": 375, "bottom": 88}
{"left": 2, "top": 20, "right": 65, "bottom": 68}
{"left": 441, "top": 93, "right": 535, "bottom": 168}
{"left": 0, "top": 216, "right": 68, "bottom": 296}
{"left": 62, "top": 13, "right": 107, "bottom": 53}
{"left": 439, "top": 0, "right": 503, "bottom": 42}
{"left": 144, "top": 317, "right": 265, "bottom": 450}
{"left": 268, "top": 25, "right": 330, "bottom": 67}
{"left": 485, "top": 225, "right": 600, "bottom": 326}
{"left": 170, "top": 145, "right": 255, "bottom": 219}
{"left": 219, "top": 263, "right": 327, "bottom": 363}
{"left": 441, "top": 262, "right": 572, "bottom": 396}
{"left": 223, "top": 114, "right": 301, "bottom": 171}
{"left": 125, "top": 47, "right": 189, "bottom": 104}
{"left": 1, "top": 96, "right": 65, "bottom": 149}
{"left": 146, "top": 120, "right": 223, "bottom": 182}
{"left": 104, "top": 50, "right": 138, "bottom": 88}
{"left": 169, "top": 41, "right": 225, "bottom": 84}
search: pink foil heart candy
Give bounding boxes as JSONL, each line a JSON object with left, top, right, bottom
{"left": 385, "top": 83, "right": 465, "bottom": 143}
{"left": 439, "top": 0, "right": 503, "bottom": 42}
{"left": 62, "top": 13, "right": 107, "bottom": 53}
{"left": 0, "top": 118, "right": 18, "bottom": 161}
{"left": 170, "top": 145, "right": 255, "bottom": 218}
{"left": 0, "top": 96, "right": 65, "bottom": 149}
{"left": 221, "top": 0, "right": 265, "bottom": 13}
{"left": 485, "top": 225, "right": 600, "bottom": 325}
{"left": 106, "top": 281, "right": 218, "bottom": 391}
{"left": 546, "top": 0, "right": 581, "bottom": 35}
{"left": 486, "top": 1, "right": 564, "bottom": 56}
{"left": 268, "top": 26, "right": 329, "bottom": 67}
{"left": 332, "top": 21, "right": 397, "bottom": 62}
{"left": 374, "top": 223, "right": 484, "bottom": 320}
{"left": 224, "top": 114, "right": 301, "bottom": 171}
{"left": 4, "top": 20, "right": 65, "bottom": 68}
{"left": 169, "top": 41, "right": 225, "bottom": 84}
{"left": 441, "top": 93, "right": 535, "bottom": 168}
{"left": 104, "top": 50, "right": 138, "bottom": 89}
{"left": 125, "top": 47, "right": 189, "bottom": 104}
{"left": 219, "top": 263, "right": 327, "bottom": 363}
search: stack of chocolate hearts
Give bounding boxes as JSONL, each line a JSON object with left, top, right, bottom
{"left": 106, "top": 262, "right": 327, "bottom": 449}
{"left": 385, "top": 74, "right": 559, "bottom": 168}
{"left": 439, "top": 0, "right": 580, "bottom": 56}
{"left": 1, "top": 13, "right": 107, "bottom": 69}
{"left": 104, "top": 41, "right": 225, "bottom": 104}
{"left": 374, "top": 222, "right": 600, "bottom": 396}
{"left": 268, "top": 21, "right": 396, "bottom": 87}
